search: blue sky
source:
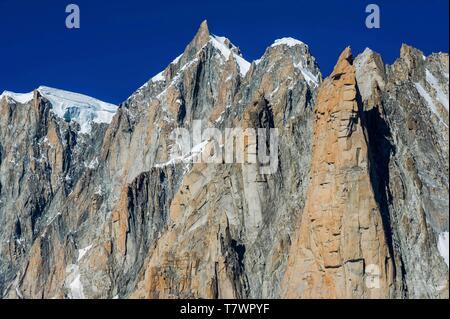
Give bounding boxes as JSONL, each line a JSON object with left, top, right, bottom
{"left": 0, "top": 0, "right": 448, "bottom": 104}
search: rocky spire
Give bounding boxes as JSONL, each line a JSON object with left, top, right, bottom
{"left": 183, "top": 20, "right": 211, "bottom": 58}
{"left": 281, "top": 47, "right": 395, "bottom": 298}
{"left": 354, "top": 48, "right": 386, "bottom": 103}
{"left": 330, "top": 46, "right": 353, "bottom": 78}
{"left": 196, "top": 20, "right": 210, "bottom": 40}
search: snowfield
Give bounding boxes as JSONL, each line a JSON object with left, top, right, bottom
{"left": 271, "top": 37, "right": 306, "bottom": 48}
{"left": 1, "top": 86, "right": 118, "bottom": 134}
{"left": 0, "top": 90, "right": 34, "bottom": 104}
{"left": 37, "top": 86, "right": 118, "bottom": 134}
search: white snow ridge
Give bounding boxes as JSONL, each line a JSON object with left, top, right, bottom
{"left": 210, "top": 35, "right": 251, "bottom": 76}
{"left": 0, "top": 86, "right": 118, "bottom": 134}
{"left": 271, "top": 37, "right": 305, "bottom": 48}
{"left": 37, "top": 86, "right": 118, "bottom": 134}
{"left": 425, "top": 69, "right": 449, "bottom": 111}
{"left": 77, "top": 244, "right": 93, "bottom": 262}
{"left": 0, "top": 91, "right": 34, "bottom": 104}
{"left": 1, "top": 86, "right": 118, "bottom": 134}
{"left": 414, "top": 82, "right": 448, "bottom": 127}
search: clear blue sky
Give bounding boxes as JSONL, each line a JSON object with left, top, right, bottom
{"left": 0, "top": 0, "right": 448, "bottom": 105}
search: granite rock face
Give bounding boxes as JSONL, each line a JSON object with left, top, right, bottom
{"left": 0, "top": 21, "right": 448, "bottom": 299}
{"left": 282, "top": 48, "right": 395, "bottom": 298}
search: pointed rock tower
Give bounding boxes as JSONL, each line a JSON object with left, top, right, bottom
{"left": 281, "top": 48, "right": 395, "bottom": 298}
{"left": 183, "top": 19, "right": 210, "bottom": 58}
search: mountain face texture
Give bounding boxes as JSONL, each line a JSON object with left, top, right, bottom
{"left": 0, "top": 21, "right": 448, "bottom": 299}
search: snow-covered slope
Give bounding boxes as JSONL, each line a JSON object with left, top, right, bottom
{"left": 37, "top": 86, "right": 118, "bottom": 134}
{"left": 1, "top": 86, "right": 118, "bottom": 134}
{"left": 210, "top": 35, "right": 250, "bottom": 76}
{"left": 136, "top": 34, "right": 251, "bottom": 96}
{"left": 0, "top": 91, "right": 34, "bottom": 104}
{"left": 271, "top": 37, "right": 306, "bottom": 48}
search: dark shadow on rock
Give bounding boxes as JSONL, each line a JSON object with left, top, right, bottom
{"left": 357, "top": 87, "right": 397, "bottom": 278}
{"left": 364, "top": 106, "right": 395, "bottom": 244}
{"left": 231, "top": 239, "right": 246, "bottom": 270}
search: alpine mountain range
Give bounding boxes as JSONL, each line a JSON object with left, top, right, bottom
{"left": 0, "top": 21, "right": 448, "bottom": 299}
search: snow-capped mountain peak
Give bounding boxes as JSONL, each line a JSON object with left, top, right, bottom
{"left": 1, "top": 86, "right": 118, "bottom": 134}
{"left": 37, "top": 86, "right": 118, "bottom": 134}
{"left": 271, "top": 37, "right": 306, "bottom": 48}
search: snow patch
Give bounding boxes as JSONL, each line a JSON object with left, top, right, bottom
{"left": 136, "top": 54, "right": 183, "bottom": 93}
{"left": 211, "top": 36, "right": 233, "bottom": 59}
{"left": 37, "top": 86, "right": 118, "bottom": 134}
{"left": 151, "top": 71, "right": 166, "bottom": 83}
{"left": 210, "top": 35, "right": 250, "bottom": 76}
{"left": 214, "top": 36, "right": 228, "bottom": 45}
{"left": 270, "top": 86, "right": 279, "bottom": 97}
{"left": 66, "top": 264, "right": 85, "bottom": 299}
{"left": 95, "top": 185, "right": 104, "bottom": 196}
{"left": 0, "top": 91, "right": 34, "bottom": 104}
{"left": 294, "top": 61, "right": 319, "bottom": 87}
{"left": 271, "top": 37, "right": 305, "bottom": 48}
{"left": 438, "top": 232, "right": 449, "bottom": 268}
{"left": 86, "top": 157, "right": 99, "bottom": 169}
{"left": 425, "top": 70, "right": 449, "bottom": 111}
{"left": 414, "top": 82, "right": 448, "bottom": 127}
{"left": 235, "top": 55, "right": 251, "bottom": 77}
{"left": 77, "top": 244, "right": 93, "bottom": 262}
{"left": 171, "top": 54, "right": 183, "bottom": 65}
{"left": 155, "top": 58, "right": 199, "bottom": 101}
{"left": 300, "top": 68, "right": 319, "bottom": 87}
{"left": 155, "top": 140, "right": 209, "bottom": 168}
{"left": 69, "top": 274, "right": 84, "bottom": 299}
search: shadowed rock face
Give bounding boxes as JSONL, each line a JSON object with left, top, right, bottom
{"left": 0, "top": 21, "right": 448, "bottom": 299}
{"left": 356, "top": 45, "right": 449, "bottom": 298}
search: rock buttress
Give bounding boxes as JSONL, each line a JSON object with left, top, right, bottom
{"left": 281, "top": 48, "right": 395, "bottom": 298}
